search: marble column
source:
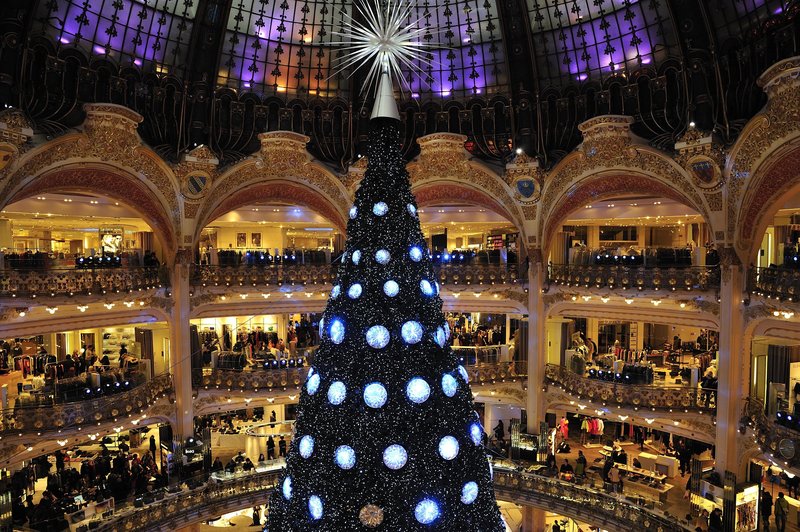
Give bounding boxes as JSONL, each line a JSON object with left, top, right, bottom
{"left": 714, "top": 248, "right": 745, "bottom": 476}
{"left": 526, "top": 254, "right": 546, "bottom": 432}
{"left": 170, "top": 248, "right": 194, "bottom": 441}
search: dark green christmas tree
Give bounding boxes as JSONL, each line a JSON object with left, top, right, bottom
{"left": 266, "top": 72, "right": 505, "bottom": 531}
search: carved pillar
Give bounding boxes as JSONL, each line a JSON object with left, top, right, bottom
{"left": 521, "top": 506, "right": 546, "bottom": 532}
{"left": 170, "top": 248, "right": 194, "bottom": 441}
{"left": 526, "top": 250, "right": 546, "bottom": 431}
{"left": 715, "top": 247, "right": 745, "bottom": 476}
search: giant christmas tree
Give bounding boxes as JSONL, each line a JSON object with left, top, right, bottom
{"left": 266, "top": 25, "right": 505, "bottom": 529}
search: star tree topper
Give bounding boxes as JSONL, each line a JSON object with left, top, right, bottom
{"left": 332, "top": 0, "right": 438, "bottom": 118}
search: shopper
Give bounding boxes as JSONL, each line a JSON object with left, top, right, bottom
{"left": 761, "top": 490, "right": 773, "bottom": 532}
{"left": 252, "top": 505, "right": 262, "bottom": 526}
{"left": 279, "top": 435, "right": 287, "bottom": 457}
{"left": 149, "top": 434, "right": 157, "bottom": 460}
{"left": 211, "top": 457, "right": 223, "bottom": 472}
{"left": 709, "top": 508, "right": 723, "bottom": 531}
{"left": 775, "top": 492, "right": 788, "bottom": 532}
{"left": 575, "top": 451, "right": 587, "bottom": 478}
{"left": 267, "top": 436, "right": 276, "bottom": 460}
{"left": 694, "top": 508, "right": 709, "bottom": 531}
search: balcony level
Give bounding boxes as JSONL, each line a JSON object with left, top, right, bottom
{"left": 92, "top": 467, "right": 693, "bottom": 532}
{"left": 547, "top": 263, "right": 720, "bottom": 295}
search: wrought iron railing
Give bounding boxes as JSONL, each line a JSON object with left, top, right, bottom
{"left": 96, "top": 469, "right": 281, "bottom": 532}
{"left": 0, "top": 267, "right": 163, "bottom": 298}
{"left": 547, "top": 264, "right": 719, "bottom": 292}
{"left": 0, "top": 373, "right": 172, "bottom": 435}
{"left": 91, "top": 465, "right": 691, "bottom": 531}
{"left": 545, "top": 364, "right": 716, "bottom": 413}
{"left": 749, "top": 266, "right": 800, "bottom": 302}
{"left": 492, "top": 469, "right": 693, "bottom": 532}
{"left": 194, "top": 361, "right": 527, "bottom": 391}
{"left": 744, "top": 396, "right": 800, "bottom": 468}
{"left": 190, "top": 263, "right": 521, "bottom": 288}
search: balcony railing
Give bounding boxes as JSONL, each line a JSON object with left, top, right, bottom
{"left": 190, "top": 263, "right": 521, "bottom": 288}
{"left": 749, "top": 266, "right": 800, "bottom": 302}
{"left": 492, "top": 469, "right": 692, "bottom": 531}
{"left": 194, "top": 361, "right": 527, "bottom": 392}
{"left": 93, "top": 465, "right": 691, "bottom": 531}
{"left": 0, "top": 267, "right": 163, "bottom": 298}
{"left": 97, "top": 469, "right": 281, "bottom": 532}
{"left": 744, "top": 396, "right": 800, "bottom": 469}
{"left": 546, "top": 364, "right": 716, "bottom": 413}
{"left": 0, "top": 373, "right": 172, "bottom": 435}
{"left": 547, "top": 264, "right": 719, "bottom": 292}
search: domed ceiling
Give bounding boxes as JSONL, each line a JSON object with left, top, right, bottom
{"left": 31, "top": 0, "right": 791, "bottom": 97}
{"left": 7, "top": 0, "right": 797, "bottom": 166}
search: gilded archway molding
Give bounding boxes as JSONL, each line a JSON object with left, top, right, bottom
{"left": 406, "top": 133, "right": 527, "bottom": 239}
{"left": 191, "top": 131, "right": 351, "bottom": 244}
{"left": 0, "top": 104, "right": 181, "bottom": 252}
{"left": 538, "top": 116, "right": 712, "bottom": 255}
{"left": 729, "top": 56, "right": 800, "bottom": 259}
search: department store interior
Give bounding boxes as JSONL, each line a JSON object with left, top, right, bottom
{"left": 0, "top": 0, "right": 800, "bottom": 531}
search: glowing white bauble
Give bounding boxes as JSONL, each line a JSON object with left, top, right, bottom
{"left": 382, "top": 444, "right": 408, "bottom": 470}
{"left": 349, "top": 206, "right": 358, "bottom": 219}
{"left": 331, "top": 285, "right": 341, "bottom": 299}
{"left": 308, "top": 495, "right": 323, "bottom": 520}
{"left": 366, "top": 325, "right": 390, "bottom": 349}
{"left": 407, "top": 203, "right": 417, "bottom": 215}
{"left": 441, "top": 374, "right": 458, "bottom": 397}
{"left": 409, "top": 246, "right": 423, "bottom": 262}
{"left": 434, "top": 327, "right": 446, "bottom": 348}
{"left": 461, "top": 481, "right": 478, "bottom": 504}
{"left": 414, "top": 499, "right": 440, "bottom": 524}
{"left": 375, "top": 249, "right": 390, "bottom": 264}
{"left": 352, "top": 250, "right": 361, "bottom": 265}
{"left": 406, "top": 377, "right": 430, "bottom": 404}
{"left": 438, "top": 436, "right": 459, "bottom": 460}
{"left": 383, "top": 280, "right": 399, "bottom": 297}
{"left": 299, "top": 435, "right": 314, "bottom": 458}
{"left": 282, "top": 477, "right": 292, "bottom": 500}
{"left": 348, "top": 283, "right": 362, "bottom": 299}
{"left": 469, "top": 422, "right": 482, "bottom": 445}
{"left": 363, "top": 382, "right": 388, "bottom": 409}
{"left": 458, "top": 365, "right": 469, "bottom": 382}
{"left": 401, "top": 321, "right": 423, "bottom": 344}
{"left": 319, "top": 318, "right": 325, "bottom": 337}
{"left": 373, "top": 202, "right": 389, "bottom": 216}
{"left": 307, "top": 373, "right": 320, "bottom": 395}
{"left": 420, "top": 279, "right": 434, "bottom": 296}
{"left": 444, "top": 322, "right": 451, "bottom": 340}
{"left": 327, "top": 381, "right": 347, "bottom": 405}
{"left": 334, "top": 445, "right": 356, "bottom": 469}
{"left": 330, "top": 319, "right": 345, "bottom": 344}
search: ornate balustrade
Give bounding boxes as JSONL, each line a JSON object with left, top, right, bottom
{"left": 93, "top": 466, "right": 690, "bottom": 531}
{"left": 194, "top": 362, "right": 526, "bottom": 392}
{"left": 97, "top": 469, "right": 281, "bottom": 532}
{"left": 493, "top": 469, "right": 692, "bottom": 531}
{"left": 547, "top": 264, "right": 719, "bottom": 292}
{"left": 749, "top": 266, "right": 800, "bottom": 302}
{"left": 744, "top": 396, "right": 800, "bottom": 468}
{"left": 190, "top": 263, "right": 521, "bottom": 289}
{"left": 0, "top": 373, "right": 172, "bottom": 435}
{"left": 545, "top": 364, "right": 716, "bottom": 413}
{"left": 0, "top": 267, "right": 163, "bottom": 298}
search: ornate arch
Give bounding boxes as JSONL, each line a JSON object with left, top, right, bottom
{"left": 191, "top": 132, "right": 350, "bottom": 244}
{"left": 0, "top": 104, "right": 181, "bottom": 252}
{"left": 406, "top": 133, "right": 526, "bottom": 237}
{"left": 539, "top": 116, "right": 711, "bottom": 254}
{"left": 3, "top": 164, "right": 176, "bottom": 251}
{"left": 728, "top": 57, "right": 800, "bottom": 257}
